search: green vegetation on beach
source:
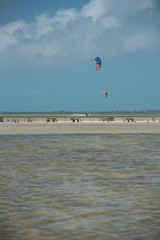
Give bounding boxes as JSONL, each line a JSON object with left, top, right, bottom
{"left": 0, "top": 110, "right": 160, "bottom": 123}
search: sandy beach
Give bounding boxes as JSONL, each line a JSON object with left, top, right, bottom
{"left": 0, "top": 119, "right": 160, "bottom": 134}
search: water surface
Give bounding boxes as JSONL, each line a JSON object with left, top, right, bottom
{"left": 0, "top": 134, "right": 160, "bottom": 239}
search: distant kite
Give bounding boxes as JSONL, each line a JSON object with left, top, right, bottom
{"left": 92, "top": 57, "right": 102, "bottom": 70}
{"left": 103, "top": 91, "right": 108, "bottom": 98}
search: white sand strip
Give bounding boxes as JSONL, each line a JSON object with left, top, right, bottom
{"left": 0, "top": 121, "right": 160, "bottom": 134}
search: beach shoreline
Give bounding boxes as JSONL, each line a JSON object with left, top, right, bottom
{"left": 0, "top": 119, "right": 160, "bottom": 134}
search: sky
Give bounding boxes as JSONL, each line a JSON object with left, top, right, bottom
{"left": 0, "top": 0, "right": 160, "bottom": 112}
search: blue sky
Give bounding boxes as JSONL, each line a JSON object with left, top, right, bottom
{"left": 0, "top": 0, "right": 160, "bottom": 112}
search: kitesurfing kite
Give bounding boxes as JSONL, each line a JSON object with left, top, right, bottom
{"left": 103, "top": 91, "right": 108, "bottom": 98}
{"left": 92, "top": 57, "right": 102, "bottom": 70}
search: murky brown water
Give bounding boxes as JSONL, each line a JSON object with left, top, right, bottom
{"left": 0, "top": 134, "right": 160, "bottom": 240}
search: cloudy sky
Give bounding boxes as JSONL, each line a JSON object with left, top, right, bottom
{"left": 0, "top": 0, "right": 160, "bottom": 112}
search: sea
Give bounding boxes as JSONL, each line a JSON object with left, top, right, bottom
{"left": 0, "top": 133, "right": 160, "bottom": 240}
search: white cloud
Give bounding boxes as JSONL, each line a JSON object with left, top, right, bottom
{"left": 123, "top": 31, "right": 155, "bottom": 51}
{"left": 81, "top": 0, "right": 107, "bottom": 21}
{"left": 35, "top": 13, "right": 54, "bottom": 38}
{"left": 53, "top": 8, "right": 77, "bottom": 28}
{"left": 101, "top": 16, "right": 120, "bottom": 29}
{"left": 0, "top": 0, "right": 159, "bottom": 65}
{"left": 0, "top": 20, "right": 26, "bottom": 51}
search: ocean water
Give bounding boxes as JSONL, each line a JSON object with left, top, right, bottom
{"left": 0, "top": 134, "right": 160, "bottom": 240}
